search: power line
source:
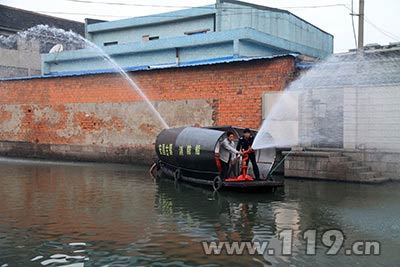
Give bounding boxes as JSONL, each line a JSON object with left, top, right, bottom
{"left": 364, "top": 17, "right": 400, "bottom": 42}
{"left": 35, "top": 10, "right": 128, "bottom": 18}
{"left": 64, "top": 0, "right": 216, "bottom": 10}
{"left": 33, "top": 3, "right": 351, "bottom": 18}
{"left": 344, "top": 4, "right": 399, "bottom": 43}
{"left": 64, "top": 0, "right": 350, "bottom": 11}
{"left": 35, "top": 4, "right": 352, "bottom": 20}
{"left": 281, "top": 4, "right": 348, "bottom": 9}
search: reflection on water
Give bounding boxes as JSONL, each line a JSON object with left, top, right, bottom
{"left": 0, "top": 157, "right": 399, "bottom": 266}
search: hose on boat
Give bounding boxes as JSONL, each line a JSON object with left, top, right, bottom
{"left": 149, "top": 162, "right": 157, "bottom": 178}
{"left": 269, "top": 150, "right": 293, "bottom": 177}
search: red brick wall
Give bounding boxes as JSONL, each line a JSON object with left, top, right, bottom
{"left": 0, "top": 56, "right": 296, "bottom": 147}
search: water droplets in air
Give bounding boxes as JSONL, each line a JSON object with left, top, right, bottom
{"left": 253, "top": 48, "right": 400, "bottom": 151}
{"left": 0, "top": 25, "right": 169, "bottom": 129}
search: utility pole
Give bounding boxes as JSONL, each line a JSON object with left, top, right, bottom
{"left": 358, "top": 0, "right": 365, "bottom": 49}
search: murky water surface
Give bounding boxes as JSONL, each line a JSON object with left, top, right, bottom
{"left": 0, "top": 157, "right": 399, "bottom": 266}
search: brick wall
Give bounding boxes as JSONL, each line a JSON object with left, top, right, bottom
{"left": 0, "top": 56, "right": 296, "bottom": 163}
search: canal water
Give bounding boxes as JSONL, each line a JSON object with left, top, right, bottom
{"left": 0, "top": 157, "right": 399, "bottom": 267}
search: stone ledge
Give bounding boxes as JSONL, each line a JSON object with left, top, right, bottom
{"left": 284, "top": 147, "right": 400, "bottom": 183}
{"left": 0, "top": 141, "right": 155, "bottom": 165}
{"left": 282, "top": 151, "right": 331, "bottom": 157}
{"left": 284, "top": 175, "right": 391, "bottom": 184}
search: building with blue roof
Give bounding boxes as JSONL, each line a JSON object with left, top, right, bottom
{"left": 41, "top": 0, "right": 333, "bottom": 76}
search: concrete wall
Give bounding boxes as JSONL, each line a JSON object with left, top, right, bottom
{"left": 85, "top": 1, "right": 333, "bottom": 56}
{"left": 344, "top": 85, "right": 400, "bottom": 151}
{"left": 340, "top": 150, "right": 400, "bottom": 180}
{"left": 86, "top": 6, "right": 216, "bottom": 42}
{"left": 0, "top": 100, "right": 213, "bottom": 164}
{"left": 43, "top": 40, "right": 237, "bottom": 74}
{"left": 90, "top": 15, "right": 215, "bottom": 46}
{"left": 238, "top": 40, "right": 283, "bottom": 57}
{"left": 284, "top": 148, "right": 400, "bottom": 182}
{"left": 219, "top": 2, "right": 333, "bottom": 55}
{"left": 0, "top": 65, "right": 40, "bottom": 78}
{"left": 290, "top": 85, "right": 400, "bottom": 180}
{"left": 298, "top": 87, "right": 344, "bottom": 148}
{"left": 0, "top": 39, "right": 41, "bottom": 78}
{"left": 297, "top": 84, "right": 400, "bottom": 151}
{"left": 0, "top": 56, "right": 296, "bottom": 164}
{"left": 287, "top": 77, "right": 400, "bottom": 181}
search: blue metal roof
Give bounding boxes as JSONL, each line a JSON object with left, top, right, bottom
{"left": 296, "top": 62, "right": 316, "bottom": 68}
{"left": 1, "top": 54, "right": 298, "bottom": 81}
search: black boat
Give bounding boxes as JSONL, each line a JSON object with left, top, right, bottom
{"left": 150, "top": 126, "right": 284, "bottom": 192}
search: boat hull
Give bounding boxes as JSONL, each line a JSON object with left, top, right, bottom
{"left": 153, "top": 162, "right": 284, "bottom": 193}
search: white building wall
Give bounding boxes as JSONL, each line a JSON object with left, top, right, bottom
{"left": 344, "top": 85, "right": 400, "bottom": 152}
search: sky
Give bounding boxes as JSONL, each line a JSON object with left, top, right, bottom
{"left": 1, "top": 0, "right": 399, "bottom": 53}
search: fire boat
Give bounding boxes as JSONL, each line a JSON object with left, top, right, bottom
{"left": 150, "top": 126, "right": 284, "bottom": 192}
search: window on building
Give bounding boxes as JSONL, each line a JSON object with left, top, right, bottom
{"left": 142, "top": 35, "right": 159, "bottom": 41}
{"left": 104, "top": 41, "right": 118, "bottom": 46}
{"left": 184, "top": 29, "right": 210, "bottom": 35}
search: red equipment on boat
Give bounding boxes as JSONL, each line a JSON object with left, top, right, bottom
{"left": 225, "top": 148, "right": 254, "bottom": 182}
